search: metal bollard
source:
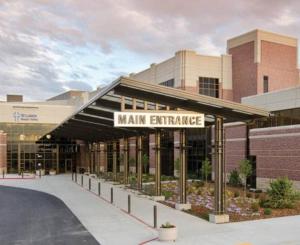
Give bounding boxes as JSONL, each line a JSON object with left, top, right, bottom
{"left": 89, "top": 178, "right": 91, "bottom": 191}
{"left": 128, "top": 195, "right": 131, "bottom": 214}
{"left": 39, "top": 169, "right": 41, "bottom": 178}
{"left": 75, "top": 172, "right": 77, "bottom": 183}
{"left": 72, "top": 172, "right": 74, "bottom": 181}
{"left": 2, "top": 170, "right": 4, "bottom": 179}
{"left": 153, "top": 205, "right": 157, "bottom": 228}
{"left": 110, "top": 187, "right": 113, "bottom": 204}
{"left": 81, "top": 175, "right": 83, "bottom": 186}
{"left": 98, "top": 182, "right": 101, "bottom": 196}
{"left": 21, "top": 171, "right": 24, "bottom": 179}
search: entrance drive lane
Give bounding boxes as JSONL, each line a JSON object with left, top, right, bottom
{"left": 0, "top": 185, "right": 99, "bottom": 245}
{"left": 1, "top": 175, "right": 300, "bottom": 245}
{"left": 0, "top": 175, "right": 157, "bottom": 245}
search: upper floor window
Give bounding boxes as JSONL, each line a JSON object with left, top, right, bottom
{"left": 199, "top": 77, "right": 219, "bottom": 98}
{"left": 263, "top": 76, "right": 269, "bottom": 93}
{"left": 159, "top": 79, "right": 174, "bottom": 87}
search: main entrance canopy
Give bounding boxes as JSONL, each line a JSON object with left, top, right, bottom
{"left": 45, "top": 77, "right": 270, "bottom": 141}
{"left": 42, "top": 76, "right": 270, "bottom": 221}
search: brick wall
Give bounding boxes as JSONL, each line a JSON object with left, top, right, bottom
{"left": 228, "top": 41, "right": 258, "bottom": 102}
{"left": 250, "top": 125, "right": 300, "bottom": 182}
{"left": 257, "top": 41, "right": 299, "bottom": 93}
{"left": 224, "top": 123, "right": 247, "bottom": 173}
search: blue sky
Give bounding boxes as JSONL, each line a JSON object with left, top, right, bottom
{"left": 0, "top": 0, "right": 299, "bottom": 101}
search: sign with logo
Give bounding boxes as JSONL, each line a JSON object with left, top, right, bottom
{"left": 114, "top": 112, "right": 205, "bottom": 128}
{"left": 13, "top": 112, "right": 38, "bottom": 122}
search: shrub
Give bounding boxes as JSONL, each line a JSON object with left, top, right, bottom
{"left": 193, "top": 180, "right": 205, "bottom": 188}
{"left": 255, "top": 193, "right": 260, "bottom": 199}
{"left": 161, "top": 222, "right": 175, "bottom": 228}
{"left": 264, "top": 208, "right": 272, "bottom": 215}
{"left": 239, "top": 159, "right": 252, "bottom": 199}
{"left": 246, "top": 193, "right": 252, "bottom": 198}
{"left": 228, "top": 169, "right": 242, "bottom": 187}
{"left": 259, "top": 196, "right": 270, "bottom": 208}
{"left": 234, "top": 191, "right": 240, "bottom": 198}
{"left": 201, "top": 158, "right": 212, "bottom": 184}
{"left": 267, "top": 177, "right": 298, "bottom": 208}
{"left": 162, "top": 190, "right": 173, "bottom": 200}
{"left": 251, "top": 202, "right": 260, "bottom": 212}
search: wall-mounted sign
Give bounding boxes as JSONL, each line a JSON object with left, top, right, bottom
{"left": 13, "top": 112, "right": 38, "bottom": 122}
{"left": 114, "top": 112, "right": 205, "bottom": 128}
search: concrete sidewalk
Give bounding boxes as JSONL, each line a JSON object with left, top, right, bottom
{"left": 1, "top": 174, "right": 300, "bottom": 245}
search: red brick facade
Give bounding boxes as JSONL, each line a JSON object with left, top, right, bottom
{"left": 229, "top": 41, "right": 258, "bottom": 102}
{"left": 258, "top": 41, "right": 299, "bottom": 93}
{"left": 250, "top": 125, "right": 300, "bottom": 181}
{"left": 229, "top": 40, "right": 299, "bottom": 102}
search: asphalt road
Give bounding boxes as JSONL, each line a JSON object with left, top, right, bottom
{"left": 0, "top": 185, "right": 99, "bottom": 245}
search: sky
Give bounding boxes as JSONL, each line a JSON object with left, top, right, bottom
{"left": 0, "top": 0, "right": 300, "bottom": 101}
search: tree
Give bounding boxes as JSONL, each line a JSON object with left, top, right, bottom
{"left": 201, "top": 158, "right": 212, "bottom": 185}
{"left": 239, "top": 159, "right": 252, "bottom": 199}
{"left": 142, "top": 154, "right": 149, "bottom": 174}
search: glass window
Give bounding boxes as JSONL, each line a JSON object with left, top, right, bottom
{"left": 199, "top": 77, "right": 219, "bottom": 98}
{"left": 263, "top": 76, "right": 269, "bottom": 93}
{"left": 159, "top": 79, "right": 174, "bottom": 87}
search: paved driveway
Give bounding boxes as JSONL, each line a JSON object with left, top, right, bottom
{"left": 0, "top": 185, "right": 99, "bottom": 245}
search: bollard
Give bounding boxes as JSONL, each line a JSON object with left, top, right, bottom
{"left": 75, "top": 172, "right": 77, "bottom": 183}
{"left": 98, "top": 182, "right": 101, "bottom": 196}
{"left": 128, "top": 195, "right": 131, "bottom": 214}
{"left": 153, "top": 205, "right": 157, "bottom": 228}
{"left": 72, "top": 172, "right": 74, "bottom": 181}
{"left": 81, "top": 175, "right": 83, "bottom": 186}
{"left": 89, "top": 178, "right": 91, "bottom": 191}
{"left": 2, "top": 170, "right": 4, "bottom": 179}
{"left": 110, "top": 187, "right": 113, "bottom": 204}
{"left": 39, "top": 169, "right": 41, "bottom": 178}
{"left": 21, "top": 171, "right": 24, "bottom": 179}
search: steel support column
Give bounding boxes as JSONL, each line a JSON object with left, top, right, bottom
{"left": 112, "top": 141, "right": 117, "bottom": 181}
{"left": 123, "top": 138, "right": 129, "bottom": 185}
{"left": 104, "top": 142, "right": 108, "bottom": 173}
{"left": 56, "top": 144, "right": 59, "bottom": 174}
{"left": 214, "top": 116, "right": 225, "bottom": 214}
{"left": 137, "top": 135, "right": 143, "bottom": 190}
{"left": 154, "top": 130, "right": 161, "bottom": 196}
{"left": 179, "top": 129, "right": 187, "bottom": 204}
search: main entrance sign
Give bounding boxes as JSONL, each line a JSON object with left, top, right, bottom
{"left": 114, "top": 112, "right": 205, "bottom": 128}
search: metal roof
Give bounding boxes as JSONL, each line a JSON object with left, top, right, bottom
{"left": 42, "top": 77, "right": 270, "bottom": 142}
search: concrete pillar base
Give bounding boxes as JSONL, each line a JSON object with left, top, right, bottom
{"left": 151, "top": 196, "right": 165, "bottom": 201}
{"left": 209, "top": 214, "right": 229, "bottom": 224}
{"left": 175, "top": 203, "right": 191, "bottom": 210}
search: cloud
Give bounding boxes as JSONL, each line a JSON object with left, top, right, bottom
{"left": 0, "top": 0, "right": 300, "bottom": 101}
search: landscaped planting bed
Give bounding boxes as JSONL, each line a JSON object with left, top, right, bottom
{"left": 142, "top": 179, "right": 300, "bottom": 222}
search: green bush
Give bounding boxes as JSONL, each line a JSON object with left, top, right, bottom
{"left": 259, "top": 196, "right": 271, "bottom": 208}
{"left": 251, "top": 202, "right": 260, "bottom": 212}
{"left": 162, "top": 190, "right": 173, "bottom": 200}
{"left": 228, "top": 169, "right": 242, "bottom": 187}
{"left": 234, "top": 191, "right": 240, "bottom": 198}
{"left": 264, "top": 208, "right": 272, "bottom": 215}
{"left": 267, "top": 177, "right": 298, "bottom": 208}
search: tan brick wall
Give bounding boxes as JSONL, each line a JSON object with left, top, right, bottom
{"left": 0, "top": 131, "right": 7, "bottom": 173}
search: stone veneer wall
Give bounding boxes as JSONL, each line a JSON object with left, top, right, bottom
{"left": 0, "top": 131, "right": 7, "bottom": 173}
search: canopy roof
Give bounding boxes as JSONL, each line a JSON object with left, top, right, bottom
{"left": 42, "top": 77, "right": 270, "bottom": 142}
